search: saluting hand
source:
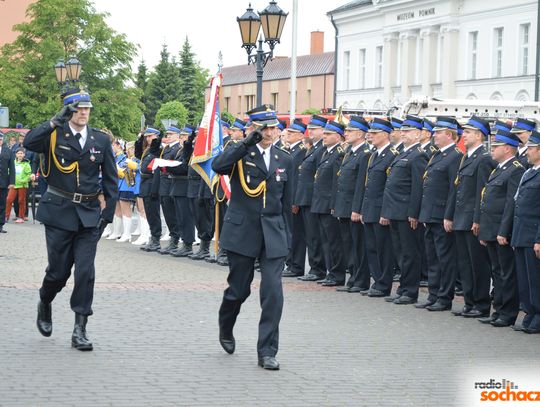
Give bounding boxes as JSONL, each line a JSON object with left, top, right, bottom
{"left": 243, "top": 128, "right": 264, "bottom": 147}
{"left": 51, "top": 101, "right": 79, "bottom": 128}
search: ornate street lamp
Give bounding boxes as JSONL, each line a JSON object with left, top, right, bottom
{"left": 54, "top": 60, "right": 68, "bottom": 84}
{"left": 237, "top": 1, "right": 287, "bottom": 106}
{"left": 65, "top": 57, "right": 82, "bottom": 82}
{"left": 54, "top": 56, "right": 82, "bottom": 93}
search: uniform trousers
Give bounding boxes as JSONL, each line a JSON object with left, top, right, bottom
{"left": 189, "top": 198, "right": 214, "bottom": 241}
{"left": 364, "top": 222, "right": 393, "bottom": 294}
{"left": 219, "top": 249, "right": 285, "bottom": 357}
{"left": 424, "top": 223, "right": 457, "bottom": 306}
{"left": 299, "top": 206, "right": 326, "bottom": 277}
{"left": 285, "top": 211, "right": 306, "bottom": 275}
{"left": 318, "top": 213, "right": 345, "bottom": 283}
{"left": 173, "top": 196, "right": 194, "bottom": 244}
{"left": 417, "top": 223, "right": 429, "bottom": 281}
{"left": 515, "top": 247, "right": 540, "bottom": 330}
{"left": 348, "top": 221, "right": 370, "bottom": 289}
{"left": 161, "top": 195, "right": 179, "bottom": 240}
{"left": 40, "top": 223, "right": 100, "bottom": 316}
{"left": 485, "top": 241, "right": 519, "bottom": 323}
{"left": 338, "top": 218, "right": 354, "bottom": 283}
{"left": 143, "top": 196, "right": 162, "bottom": 239}
{"left": 390, "top": 220, "right": 421, "bottom": 299}
{"left": 454, "top": 230, "right": 492, "bottom": 312}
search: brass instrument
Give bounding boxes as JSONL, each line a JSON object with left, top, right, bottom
{"left": 123, "top": 158, "right": 137, "bottom": 187}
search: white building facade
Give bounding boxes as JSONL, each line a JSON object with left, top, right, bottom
{"left": 328, "top": 0, "right": 537, "bottom": 110}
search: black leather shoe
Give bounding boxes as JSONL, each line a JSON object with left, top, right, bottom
{"left": 189, "top": 240, "right": 211, "bottom": 260}
{"left": 490, "top": 318, "right": 513, "bottom": 328}
{"left": 36, "top": 300, "right": 52, "bottom": 337}
{"left": 414, "top": 300, "right": 434, "bottom": 309}
{"left": 71, "top": 314, "right": 93, "bottom": 351}
{"left": 523, "top": 327, "right": 540, "bottom": 334}
{"left": 321, "top": 279, "right": 344, "bottom": 287}
{"left": 348, "top": 287, "right": 365, "bottom": 293}
{"left": 336, "top": 286, "right": 352, "bottom": 292}
{"left": 359, "top": 289, "right": 371, "bottom": 296}
{"left": 217, "top": 255, "right": 229, "bottom": 266}
{"left": 462, "top": 309, "right": 489, "bottom": 318}
{"left": 317, "top": 278, "right": 332, "bottom": 285}
{"left": 367, "top": 289, "right": 386, "bottom": 297}
{"left": 426, "top": 302, "right": 451, "bottom": 312}
{"left": 219, "top": 334, "right": 235, "bottom": 354}
{"left": 479, "top": 315, "right": 498, "bottom": 324}
{"left": 393, "top": 295, "right": 417, "bottom": 305}
{"left": 159, "top": 238, "right": 178, "bottom": 255}
{"left": 282, "top": 271, "right": 303, "bottom": 278}
{"left": 451, "top": 306, "right": 472, "bottom": 316}
{"left": 171, "top": 243, "right": 193, "bottom": 257}
{"left": 258, "top": 356, "right": 280, "bottom": 370}
{"left": 512, "top": 324, "right": 527, "bottom": 332}
{"left": 384, "top": 294, "right": 401, "bottom": 302}
{"left": 297, "top": 274, "right": 324, "bottom": 282}
{"left": 0, "top": 226, "right": 6, "bottom": 233}
{"left": 141, "top": 236, "right": 161, "bottom": 252}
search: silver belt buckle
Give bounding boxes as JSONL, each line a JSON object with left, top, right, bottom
{"left": 72, "top": 192, "right": 83, "bottom": 203}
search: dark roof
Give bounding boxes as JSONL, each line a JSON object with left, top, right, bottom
{"left": 327, "top": 0, "right": 372, "bottom": 15}
{"left": 221, "top": 52, "right": 334, "bottom": 86}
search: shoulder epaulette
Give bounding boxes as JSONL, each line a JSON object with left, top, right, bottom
{"left": 429, "top": 146, "right": 437, "bottom": 152}
{"left": 364, "top": 148, "right": 371, "bottom": 153}
{"left": 390, "top": 147, "right": 398, "bottom": 155}
{"left": 277, "top": 146, "right": 290, "bottom": 155}
{"left": 455, "top": 147, "right": 462, "bottom": 154}
{"left": 223, "top": 139, "right": 237, "bottom": 149}
{"left": 337, "top": 146, "right": 344, "bottom": 154}
{"left": 299, "top": 144, "right": 306, "bottom": 150}
{"left": 513, "top": 160, "right": 523, "bottom": 168}
{"left": 417, "top": 146, "right": 423, "bottom": 153}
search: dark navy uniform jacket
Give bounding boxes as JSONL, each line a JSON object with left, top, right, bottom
{"left": 418, "top": 145, "right": 463, "bottom": 224}
{"left": 212, "top": 141, "right": 293, "bottom": 259}
{"left": 288, "top": 141, "right": 306, "bottom": 197}
{"left": 333, "top": 143, "right": 371, "bottom": 219}
{"left": 159, "top": 142, "right": 181, "bottom": 196}
{"left": 187, "top": 165, "right": 202, "bottom": 199}
{"left": 0, "top": 143, "right": 15, "bottom": 188}
{"left": 23, "top": 121, "right": 118, "bottom": 230}
{"left": 136, "top": 139, "right": 161, "bottom": 198}
{"left": 311, "top": 144, "right": 345, "bottom": 214}
{"left": 479, "top": 159, "right": 524, "bottom": 241}
{"left": 381, "top": 144, "right": 428, "bottom": 221}
{"left": 516, "top": 148, "right": 529, "bottom": 168}
{"left": 511, "top": 167, "right": 540, "bottom": 247}
{"left": 361, "top": 144, "right": 398, "bottom": 223}
{"left": 448, "top": 145, "right": 496, "bottom": 231}
{"left": 293, "top": 140, "right": 325, "bottom": 207}
{"left": 168, "top": 141, "right": 193, "bottom": 197}
{"left": 421, "top": 141, "right": 438, "bottom": 160}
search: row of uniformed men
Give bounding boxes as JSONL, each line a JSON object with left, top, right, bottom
{"left": 278, "top": 113, "right": 540, "bottom": 334}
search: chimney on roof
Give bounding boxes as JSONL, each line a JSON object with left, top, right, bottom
{"left": 310, "top": 31, "right": 324, "bottom": 55}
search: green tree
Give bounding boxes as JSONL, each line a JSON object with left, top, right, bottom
{"left": 178, "top": 37, "right": 208, "bottom": 124}
{"left": 220, "top": 111, "right": 234, "bottom": 126}
{"left": 135, "top": 59, "right": 148, "bottom": 109}
{"left": 301, "top": 108, "right": 321, "bottom": 115}
{"left": 0, "top": 0, "right": 142, "bottom": 139}
{"left": 154, "top": 101, "right": 188, "bottom": 132}
{"left": 144, "top": 44, "right": 179, "bottom": 124}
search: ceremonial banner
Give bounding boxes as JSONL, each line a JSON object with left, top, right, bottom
{"left": 190, "top": 74, "right": 223, "bottom": 189}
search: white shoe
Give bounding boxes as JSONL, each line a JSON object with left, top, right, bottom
{"left": 106, "top": 216, "right": 123, "bottom": 240}
{"left": 101, "top": 223, "right": 112, "bottom": 238}
{"left": 132, "top": 217, "right": 150, "bottom": 245}
{"left": 116, "top": 217, "right": 132, "bottom": 243}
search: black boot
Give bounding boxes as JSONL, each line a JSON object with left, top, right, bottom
{"left": 159, "top": 237, "right": 179, "bottom": 255}
{"left": 189, "top": 240, "right": 211, "bottom": 260}
{"left": 71, "top": 314, "right": 93, "bottom": 351}
{"left": 141, "top": 236, "right": 161, "bottom": 252}
{"left": 36, "top": 300, "right": 52, "bottom": 337}
{"left": 171, "top": 242, "right": 193, "bottom": 257}
{"left": 217, "top": 249, "right": 229, "bottom": 266}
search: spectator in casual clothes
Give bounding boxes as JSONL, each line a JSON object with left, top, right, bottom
{"left": 0, "top": 132, "right": 16, "bottom": 233}
{"left": 5, "top": 148, "right": 33, "bottom": 223}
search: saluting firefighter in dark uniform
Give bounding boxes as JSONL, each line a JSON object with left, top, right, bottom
{"left": 24, "top": 89, "right": 118, "bottom": 351}
{"left": 380, "top": 115, "right": 428, "bottom": 304}
{"left": 511, "top": 118, "right": 535, "bottom": 169}
{"left": 512, "top": 130, "right": 540, "bottom": 334}
{"left": 416, "top": 117, "right": 463, "bottom": 312}
{"left": 212, "top": 105, "right": 293, "bottom": 370}
{"left": 335, "top": 115, "right": 372, "bottom": 293}
{"left": 478, "top": 129, "right": 524, "bottom": 327}
{"left": 360, "top": 118, "right": 398, "bottom": 297}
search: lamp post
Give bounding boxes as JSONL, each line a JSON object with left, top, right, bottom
{"left": 54, "top": 56, "right": 82, "bottom": 93}
{"left": 237, "top": 1, "right": 288, "bottom": 106}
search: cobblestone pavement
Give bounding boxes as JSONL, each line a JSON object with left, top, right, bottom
{"left": 0, "top": 220, "right": 538, "bottom": 406}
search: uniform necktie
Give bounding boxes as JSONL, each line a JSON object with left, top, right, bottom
{"left": 261, "top": 150, "right": 269, "bottom": 171}
{"left": 75, "top": 133, "right": 84, "bottom": 148}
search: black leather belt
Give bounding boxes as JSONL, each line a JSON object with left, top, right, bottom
{"left": 140, "top": 173, "right": 153, "bottom": 179}
{"left": 46, "top": 186, "right": 100, "bottom": 204}
{"left": 169, "top": 175, "right": 188, "bottom": 180}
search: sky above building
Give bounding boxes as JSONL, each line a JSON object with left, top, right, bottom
{"left": 91, "top": 0, "right": 335, "bottom": 73}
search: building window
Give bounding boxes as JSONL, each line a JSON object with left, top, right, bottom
{"left": 271, "top": 93, "right": 278, "bottom": 109}
{"left": 493, "top": 27, "right": 504, "bottom": 77}
{"left": 519, "top": 23, "right": 530, "bottom": 75}
{"left": 343, "top": 51, "right": 350, "bottom": 90}
{"left": 224, "top": 97, "right": 230, "bottom": 112}
{"left": 468, "top": 31, "right": 478, "bottom": 80}
{"left": 375, "top": 46, "right": 383, "bottom": 88}
{"left": 359, "top": 48, "right": 366, "bottom": 89}
{"left": 245, "top": 95, "right": 255, "bottom": 112}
